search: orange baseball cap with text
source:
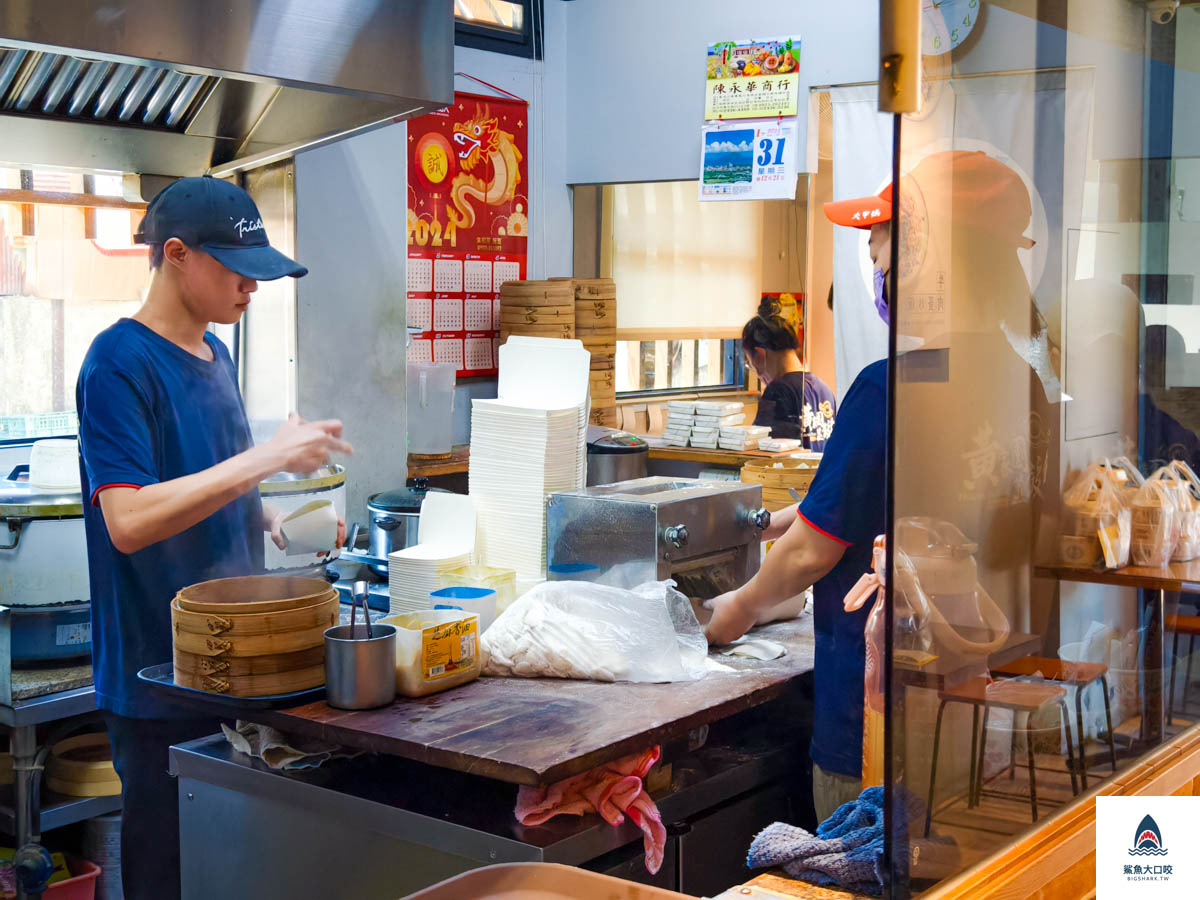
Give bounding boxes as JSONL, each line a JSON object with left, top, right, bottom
{"left": 822, "top": 150, "right": 1034, "bottom": 246}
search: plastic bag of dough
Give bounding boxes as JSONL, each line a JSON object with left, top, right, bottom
{"left": 1129, "top": 473, "right": 1178, "bottom": 568}
{"left": 480, "top": 579, "right": 713, "bottom": 682}
{"left": 1060, "top": 460, "right": 1131, "bottom": 569}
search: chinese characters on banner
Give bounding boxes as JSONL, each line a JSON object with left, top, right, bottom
{"left": 705, "top": 38, "right": 800, "bottom": 120}
{"left": 407, "top": 91, "right": 529, "bottom": 377}
{"left": 700, "top": 120, "right": 798, "bottom": 201}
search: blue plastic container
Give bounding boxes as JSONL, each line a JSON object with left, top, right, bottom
{"left": 429, "top": 587, "right": 498, "bottom": 631}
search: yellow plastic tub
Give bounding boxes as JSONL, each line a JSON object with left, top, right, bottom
{"left": 380, "top": 610, "right": 481, "bottom": 697}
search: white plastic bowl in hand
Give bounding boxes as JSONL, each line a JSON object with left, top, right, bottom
{"left": 280, "top": 499, "right": 338, "bottom": 556}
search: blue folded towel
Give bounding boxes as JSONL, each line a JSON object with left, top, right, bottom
{"left": 746, "top": 785, "right": 927, "bottom": 896}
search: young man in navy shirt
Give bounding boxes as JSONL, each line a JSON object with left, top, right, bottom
{"left": 706, "top": 197, "right": 892, "bottom": 822}
{"left": 77, "top": 176, "right": 351, "bottom": 899}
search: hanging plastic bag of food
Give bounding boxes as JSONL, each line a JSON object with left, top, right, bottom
{"left": 1061, "top": 461, "right": 1132, "bottom": 569}
{"left": 1130, "top": 473, "right": 1178, "bottom": 568}
{"left": 844, "top": 536, "right": 934, "bottom": 789}
{"left": 1164, "top": 461, "right": 1200, "bottom": 562}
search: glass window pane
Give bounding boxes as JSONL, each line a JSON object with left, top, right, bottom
{"left": 454, "top": 0, "right": 524, "bottom": 33}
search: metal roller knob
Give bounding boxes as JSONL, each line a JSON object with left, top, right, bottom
{"left": 665, "top": 524, "right": 690, "bottom": 548}
{"left": 747, "top": 507, "right": 771, "bottom": 531}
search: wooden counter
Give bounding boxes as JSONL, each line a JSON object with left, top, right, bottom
{"left": 407, "top": 445, "right": 470, "bottom": 479}
{"left": 648, "top": 446, "right": 800, "bottom": 469}
{"left": 240, "top": 617, "right": 814, "bottom": 787}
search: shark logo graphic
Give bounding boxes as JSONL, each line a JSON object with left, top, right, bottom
{"left": 1129, "top": 814, "right": 1168, "bottom": 856}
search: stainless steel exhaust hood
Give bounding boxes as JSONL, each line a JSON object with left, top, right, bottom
{"left": 0, "top": 0, "right": 454, "bottom": 176}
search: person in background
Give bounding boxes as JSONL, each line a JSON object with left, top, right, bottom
{"left": 76, "top": 175, "right": 351, "bottom": 899}
{"left": 743, "top": 296, "right": 837, "bottom": 450}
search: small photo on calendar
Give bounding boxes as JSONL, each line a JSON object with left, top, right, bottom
{"left": 434, "top": 338, "right": 464, "bottom": 368}
{"left": 433, "top": 297, "right": 463, "bottom": 331}
{"left": 433, "top": 257, "right": 463, "bottom": 293}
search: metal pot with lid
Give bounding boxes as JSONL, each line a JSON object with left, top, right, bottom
{"left": 366, "top": 478, "right": 447, "bottom": 575}
{"left": 586, "top": 426, "right": 649, "bottom": 486}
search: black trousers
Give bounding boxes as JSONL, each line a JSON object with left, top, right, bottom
{"left": 103, "top": 712, "right": 222, "bottom": 900}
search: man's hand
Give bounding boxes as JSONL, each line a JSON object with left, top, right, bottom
{"left": 268, "top": 508, "right": 288, "bottom": 551}
{"left": 265, "top": 413, "right": 353, "bottom": 474}
{"left": 704, "top": 591, "right": 759, "bottom": 645}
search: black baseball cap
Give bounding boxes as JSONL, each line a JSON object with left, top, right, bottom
{"left": 135, "top": 175, "right": 307, "bottom": 280}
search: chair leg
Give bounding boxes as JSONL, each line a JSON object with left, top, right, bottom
{"left": 1184, "top": 634, "right": 1197, "bottom": 717}
{"left": 975, "top": 704, "right": 991, "bottom": 809}
{"left": 1101, "top": 675, "right": 1118, "bottom": 775}
{"left": 1075, "top": 685, "right": 1088, "bottom": 790}
{"left": 925, "top": 700, "right": 948, "bottom": 838}
{"left": 1060, "top": 700, "right": 1079, "bottom": 796}
{"left": 1169, "top": 629, "right": 1181, "bottom": 726}
{"left": 1024, "top": 711, "right": 1040, "bottom": 822}
{"left": 968, "top": 703, "right": 981, "bottom": 804}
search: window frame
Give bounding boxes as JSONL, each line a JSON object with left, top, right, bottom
{"left": 615, "top": 337, "right": 747, "bottom": 400}
{"left": 454, "top": 0, "right": 542, "bottom": 60}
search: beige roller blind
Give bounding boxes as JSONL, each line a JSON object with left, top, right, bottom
{"left": 611, "top": 181, "right": 762, "bottom": 334}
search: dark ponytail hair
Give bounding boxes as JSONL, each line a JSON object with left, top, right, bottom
{"left": 742, "top": 296, "right": 799, "bottom": 354}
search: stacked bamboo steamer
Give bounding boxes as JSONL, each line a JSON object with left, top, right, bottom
{"left": 741, "top": 457, "right": 822, "bottom": 510}
{"left": 572, "top": 278, "right": 618, "bottom": 428}
{"left": 171, "top": 575, "right": 338, "bottom": 697}
{"left": 498, "top": 280, "right": 575, "bottom": 344}
{"left": 46, "top": 733, "right": 121, "bottom": 797}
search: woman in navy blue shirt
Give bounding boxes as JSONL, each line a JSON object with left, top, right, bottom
{"left": 743, "top": 297, "right": 837, "bottom": 450}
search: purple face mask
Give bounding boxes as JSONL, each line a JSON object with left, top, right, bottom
{"left": 873, "top": 268, "right": 889, "bottom": 325}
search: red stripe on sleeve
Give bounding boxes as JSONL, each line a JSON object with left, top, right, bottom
{"left": 798, "top": 510, "right": 852, "bottom": 547}
{"left": 91, "top": 483, "right": 144, "bottom": 506}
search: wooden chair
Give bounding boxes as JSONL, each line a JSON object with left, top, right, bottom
{"left": 990, "top": 656, "right": 1118, "bottom": 790}
{"left": 925, "top": 678, "right": 1079, "bottom": 837}
{"left": 1167, "top": 613, "right": 1200, "bottom": 725}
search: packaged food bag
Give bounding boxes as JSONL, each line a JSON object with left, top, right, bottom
{"left": 1160, "top": 461, "right": 1200, "bottom": 561}
{"left": 1061, "top": 461, "right": 1131, "bottom": 569}
{"left": 1130, "top": 474, "right": 1178, "bottom": 568}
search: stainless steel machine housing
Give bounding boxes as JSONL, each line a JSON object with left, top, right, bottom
{"left": 546, "top": 476, "right": 769, "bottom": 596}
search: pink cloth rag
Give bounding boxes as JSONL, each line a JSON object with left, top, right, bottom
{"left": 514, "top": 745, "right": 667, "bottom": 874}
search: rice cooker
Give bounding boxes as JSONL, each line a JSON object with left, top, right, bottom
{"left": 259, "top": 464, "right": 347, "bottom": 575}
{"left": 0, "top": 465, "right": 92, "bottom": 663}
{"left": 585, "top": 426, "right": 648, "bottom": 487}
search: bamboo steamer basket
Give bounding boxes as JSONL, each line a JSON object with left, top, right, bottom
{"left": 590, "top": 408, "right": 619, "bottom": 427}
{"left": 174, "top": 664, "right": 326, "bottom": 697}
{"left": 174, "top": 644, "right": 326, "bottom": 677}
{"left": 575, "top": 327, "right": 616, "bottom": 341}
{"left": 46, "top": 733, "right": 121, "bottom": 798}
{"left": 171, "top": 594, "right": 339, "bottom": 637}
{"left": 498, "top": 305, "right": 575, "bottom": 326}
{"left": 173, "top": 621, "right": 334, "bottom": 658}
{"left": 498, "top": 280, "right": 573, "bottom": 306}
{"left": 499, "top": 324, "right": 574, "bottom": 341}
{"left": 175, "top": 575, "right": 334, "bottom": 616}
{"left": 574, "top": 278, "right": 617, "bottom": 300}
{"left": 741, "top": 457, "right": 822, "bottom": 503}
{"left": 575, "top": 301, "right": 616, "bottom": 327}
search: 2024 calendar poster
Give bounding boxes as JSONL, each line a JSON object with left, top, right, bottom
{"left": 406, "top": 91, "right": 529, "bottom": 377}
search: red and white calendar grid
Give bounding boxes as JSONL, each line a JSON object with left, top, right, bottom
{"left": 406, "top": 249, "right": 525, "bottom": 375}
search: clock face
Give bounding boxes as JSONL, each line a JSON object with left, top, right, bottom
{"left": 922, "top": 0, "right": 982, "bottom": 56}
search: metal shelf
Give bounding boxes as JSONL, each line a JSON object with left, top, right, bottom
{"left": 0, "top": 685, "right": 98, "bottom": 728}
{"left": 0, "top": 788, "right": 121, "bottom": 834}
